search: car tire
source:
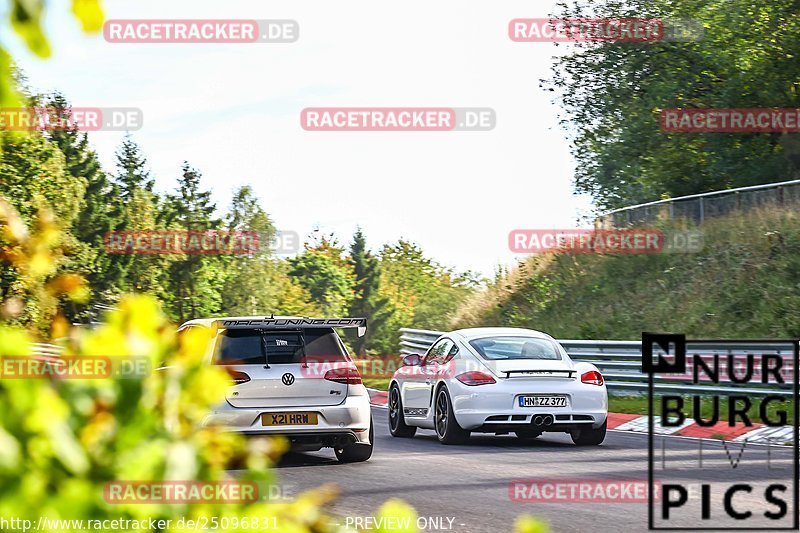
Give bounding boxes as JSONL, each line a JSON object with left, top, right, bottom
{"left": 434, "top": 387, "right": 470, "bottom": 445}
{"left": 514, "top": 428, "right": 541, "bottom": 440}
{"left": 571, "top": 420, "right": 607, "bottom": 446}
{"left": 335, "top": 418, "right": 374, "bottom": 463}
{"left": 388, "top": 384, "right": 417, "bottom": 438}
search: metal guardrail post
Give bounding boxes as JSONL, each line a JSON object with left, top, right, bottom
{"left": 698, "top": 196, "right": 704, "bottom": 223}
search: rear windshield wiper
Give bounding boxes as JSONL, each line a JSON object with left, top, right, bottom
{"left": 299, "top": 330, "right": 308, "bottom": 368}
{"left": 260, "top": 332, "right": 270, "bottom": 369}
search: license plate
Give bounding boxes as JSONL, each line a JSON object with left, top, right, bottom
{"left": 262, "top": 412, "right": 318, "bottom": 426}
{"left": 519, "top": 396, "right": 567, "bottom": 407}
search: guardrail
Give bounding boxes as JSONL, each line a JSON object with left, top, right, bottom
{"left": 595, "top": 178, "right": 800, "bottom": 228}
{"left": 400, "top": 328, "right": 796, "bottom": 396}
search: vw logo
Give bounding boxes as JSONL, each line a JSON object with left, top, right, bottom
{"left": 281, "top": 373, "right": 295, "bottom": 386}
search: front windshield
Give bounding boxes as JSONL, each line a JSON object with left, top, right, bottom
{"left": 468, "top": 336, "right": 562, "bottom": 361}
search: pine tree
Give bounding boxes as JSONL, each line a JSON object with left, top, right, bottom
{"left": 46, "top": 93, "right": 126, "bottom": 315}
{"left": 163, "top": 163, "right": 222, "bottom": 322}
{"left": 347, "top": 228, "right": 392, "bottom": 354}
{"left": 114, "top": 133, "right": 154, "bottom": 201}
{"left": 109, "top": 134, "right": 162, "bottom": 294}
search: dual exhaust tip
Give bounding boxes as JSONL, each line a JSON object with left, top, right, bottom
{"left": 533, "top": 414, "right": 554, "bottom": 427}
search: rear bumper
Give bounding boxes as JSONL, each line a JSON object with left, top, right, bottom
{"left": 202, "top": 393, "right": 372, "bottom": 446}
{"left": 449, "top": 379, "right": 608, "bottom": 431}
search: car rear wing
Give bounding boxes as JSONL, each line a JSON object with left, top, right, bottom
{"left": 215, "top": 317, "right": 367, "bottom": 337}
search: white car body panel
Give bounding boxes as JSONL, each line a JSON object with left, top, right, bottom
{"left": 391, "top": 327, "right": 608, "bottom": 432}
{"left": 180, "top": 316, "right": 372, "bottom": 449}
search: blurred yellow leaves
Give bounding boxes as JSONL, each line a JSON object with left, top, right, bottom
{"left": 373, "top": 499, "right": 418, "bottom": 532}
{"left": 1, "top": 0, "right": 106, "bottom": 124}
{"left": 0, "top": 197, "right": 88, "bottom": 329}
{"left": 515, "top": 515, "right": 551, "bottom": 533}
{"left": 71, "top": 0, "right": 104, "bottom": 33}
{"left": 10, "top": 0, "right": 50, "bottom": 58}
{"left": 0, "top": 197, "right": 549, "bottom": 532}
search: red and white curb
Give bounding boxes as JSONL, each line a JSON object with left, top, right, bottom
{"left": 368, "top": 389, "right": 794, "bottom": 445}
{"left": 608, "top": 414, "right": 793, "bottom": 445}
{"left": 367, "top": 388, "right": 388, "bottom": 407}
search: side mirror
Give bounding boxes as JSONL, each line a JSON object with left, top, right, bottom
{"left": 402, "top": 354, "right": 422, "bottom": 367}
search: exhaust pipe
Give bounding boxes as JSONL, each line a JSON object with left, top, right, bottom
{"left": 533, "top": 414, "right": 554, "bottom": 427}
{"left": 533, "top": 415, "right": 544, "bottom": 426}
{"left": 542, "top": 415, "right": 554, "bottom": 427}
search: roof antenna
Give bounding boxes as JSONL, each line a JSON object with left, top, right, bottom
{"left": 268, "top": 313, "right": 274, "bottom": 319}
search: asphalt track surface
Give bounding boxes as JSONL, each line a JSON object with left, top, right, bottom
{"left": 272, "top": 406, "right": 797, "bottom": 533}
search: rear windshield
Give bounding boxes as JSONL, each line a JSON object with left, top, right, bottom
{"left": 215, "top": 328, "right": 347, "bottom": 365}
{"left": 469, "top": 336, "right": 562, "bottom": 361}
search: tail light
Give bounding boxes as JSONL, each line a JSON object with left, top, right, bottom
{"left": 324, "top": 367, "right": 362, "bottom": 385}
{"left": 581, "top": 370, "right": 604, "bottom": 386}
{"left": 228, "top": 370, "right": 251, "bottom": 384}
{"left": 455, "top": 371, "right": 496, "bottom": 386}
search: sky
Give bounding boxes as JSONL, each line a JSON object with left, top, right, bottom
{"left": 5, "top": 0, "right": 593, "bottom": 277}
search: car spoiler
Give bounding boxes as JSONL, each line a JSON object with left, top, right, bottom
{"left": 214, "top": 317, "right": 367, "bottom": 337}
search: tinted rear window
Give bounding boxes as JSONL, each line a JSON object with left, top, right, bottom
{"left": 215, "top": 328, "right": 347, "bottom": 365}
{"left": 469, "top": 336, "right": 562, "bottom": 361}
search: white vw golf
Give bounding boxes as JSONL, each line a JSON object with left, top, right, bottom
{"left": 388, "top": 327, "right": 608, "bottom": 445}
{"left": 179, "top": 316, "right": 373, "bottom": 463}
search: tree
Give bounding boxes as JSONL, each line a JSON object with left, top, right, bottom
{"left": 45, "top": 93, "right": 125, "bottom": 316}
{"left": 545, "top": 0, "right": 800, "bottom": 211}
{"left": 114, "top": 134, "right": 154, "bottom": 200}
{"left": 109, "top": 135, "right": 164, "bottom": 295}
{"left": 220, "top": 186, "right": 318, "bottom": 317}
{"left": 288, "top": 234, "right": 355, "bottom": 317}
{"left": 347, "top": 228, "right": 392, "bottom": 354}
{"left": 370, "top": 240, "right": 478, "bottom": 354}
{"left": 162, "top": 163, "right": 222, "bottom": 322}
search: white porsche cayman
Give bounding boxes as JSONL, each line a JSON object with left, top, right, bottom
{"left": 388, "top": 327, "right": 608, "bottom": 445}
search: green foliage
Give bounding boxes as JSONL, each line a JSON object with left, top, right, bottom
{"left": 346, "top": 228, "right": 391, "bottom": 354}
{"left": 289, "top": 235, "right": 355, "bottom": 317}
{"left": 45, "top": 93, "right": 126, "bottom": 318}
{"left": 161, "top": 164, "right": 223, "bottom": 322}
{"left": 0, "top": 199, "right": 453, "bottom": 533}
{"left": 546, "top": 0, "right": 800, "bottom": 209}
{"left": 114, "top": 134, "right": 155, "bottom": 201}
{"left": 370, "top": 241, "right": 478, "bottom": 354}
{"left": 0, "top": 4, "right": 550, "bottom": 530}
{"left": 455, "top": 207, "right": 800, "bottom": 340}
{"left": 221, "top": 186, "right": 319, "bottom": 317}
{"left": 0, "top": 121, "right": 87, "bottom": 331}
